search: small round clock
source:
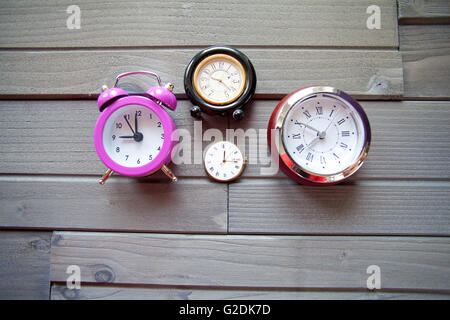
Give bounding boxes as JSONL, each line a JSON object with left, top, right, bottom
{"left": 93, "top": 71, "right": 178, "bottom": 184}
{"left": 268, "top": 86, "right": 371, "bottom": 186}
{"left": 184, "top": 46, "right": 257, "bottom": 120}
{"left": 204, "top": 141, "right": 247, "bottom": 182}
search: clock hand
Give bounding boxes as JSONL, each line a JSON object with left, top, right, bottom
{"left": 119, "top": 135, "right": 135, "bottom": 139}
{"left": 295, "top": 121, "right": 320, "bottom": 134}
{"left": 223, "top": 150, "right": 226, "bottom": 163}
{"left": 211, "top": 76, "right": 231, "bottom": 91}
{"left": 225, "top": 159, "right": 239, "bottom": 163}
{"left": 306, "top": 130, "right": 326, "bottom": 149}
{"left": 124, "top": 115, "right": 136, "bottom": 135}
{"left": 134, "top": 111, "right": 139, "bottom": 134}
{"left": 322, "top": 110, "right": 341, "bottom": 134}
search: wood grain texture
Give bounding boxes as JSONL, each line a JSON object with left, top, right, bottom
{"left": 398, "top": 0, "right": 450, "bottom": 24}
{"left": 50, "top": 232, "right": 450, "bottom": 291}
{"left": 0, "top": 49, "right": 403, "bottom": 98}
{"left": 229, "top": 182, "right": 450, "bottom": 235}
{"left": 2, "top": 100, "right": 448, "bottom": 179}
{"left": 400, "top": 25, "right": 450, "bottom": 99}
{"left": 50, "top": 284, "right": 450, "bottom": 300}
{"left": 0, "top": 178, "right": 227, "bottom": 233}
{"left": 229, "top": 100, "right": 450, "bottom": 179}
{"left": 0, "top": 0, "right": 398, "bottom": 48}
{"left": 0, "top": 231, "right": 51, "bottom": 299}
{"left": 0, "top": 100, "right": 225, "bottom": 177}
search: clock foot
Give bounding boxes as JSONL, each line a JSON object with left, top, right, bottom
{"left": 190, "top": 106, "right": 202, "bottom": 119}
{"left": 98, "top": 168, "right": 114, "bottom": 185}
{"left": 232, "top": 109, "right": 245, "bottom": 120}
{"left": 161, "top": 164, "right": 178, "bottom": 182}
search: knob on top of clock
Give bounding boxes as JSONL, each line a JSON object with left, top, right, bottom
{"left": 184, "top": 46, "right": 257, "bottom": 120}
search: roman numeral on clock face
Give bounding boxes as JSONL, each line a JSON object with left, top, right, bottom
{"left": 316, "top": 106, "right": 323, "bottom": 115}
{"left": 303, "top": 110, "right": 311, "bottom": 118}
{"left": 341, "top": 131, "right": 350, "bottom": 137}
{"left": 306, "top": 152, "right": 314, "bottom": 162}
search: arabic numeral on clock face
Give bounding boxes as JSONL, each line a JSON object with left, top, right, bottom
{"left": 161, "top": 133, "right": 164, "bottom": 139}
{"left": 149, "top": 154, "right": 153, "bottom": 161}
{"left": 116, "top": 122, "right": 122, "bottom": 129}
{"left": 116, "top": 147, "right": 120, "bottom": 153}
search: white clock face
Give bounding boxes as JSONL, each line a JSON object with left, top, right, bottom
{"left": 194, "top": 54, "right": 246, "bottom": 105}
{"left": 204, "top": 141, "right": 245, "bottom": 182}
{"left": 282, "top": 94, "right": 366, "bottom": 176}
{"left": 103, "top": 105, "right": 164, "bottom": 167}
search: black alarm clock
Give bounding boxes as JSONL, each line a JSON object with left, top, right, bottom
{"left": 184, "top": 46, "right": 257, "bottom": 120}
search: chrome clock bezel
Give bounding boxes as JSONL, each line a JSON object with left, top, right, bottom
{"left": 273, "top": 86, "right": 371, "bottom": 184}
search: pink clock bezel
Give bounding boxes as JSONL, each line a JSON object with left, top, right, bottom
{"left": 93, "top": 95, "right": 178, "bottom": 177}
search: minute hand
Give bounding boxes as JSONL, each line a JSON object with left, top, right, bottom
{"left": 124, "top": 115, "right": 136, "bottom": 135}
{"left": 323, "top": 110, "right": 341, "bottom": 133}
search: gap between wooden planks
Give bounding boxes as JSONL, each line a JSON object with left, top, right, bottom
{"left": 50, "top": 283, "right": 450, "bottom": 300}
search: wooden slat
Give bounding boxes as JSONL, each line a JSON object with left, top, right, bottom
{"left": 400, "top": 25, "right": 450, "bottom": 99}
{"left": 50, "top": 232, "right": 450, "bottom": 291}
{"left": 230, "top": 100, "right": 450, "bottom": 179}
{"left": 229, "top": 182, "right": 450, "bottom": 235}
{"left": 0, "top": 231, "right": 51, "bottom": 299}
{"left": 0, "top": 178, "right": 227, "bottom": 233}
{"left": 0, "top": 100, "right": 225, "bottom": 177}
{"left": 2, "top": 100, "right": 447, "bottom": 179}
{"left": 398, "top": 0, "right": 450, "bottom": 24}
{"left": 0, "top": 49, "right": 403, "bottom": 98}
{"left": 0, "top": 0, "right": 398, "bottom": 48}
{"left": 50, "top": 284, "right": 450, "bottom": 300}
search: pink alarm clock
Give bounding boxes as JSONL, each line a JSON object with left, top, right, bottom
{"left": 93, "top": 71, "right": 178, "bottom": 184}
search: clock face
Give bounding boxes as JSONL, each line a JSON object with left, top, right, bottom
{"left": 193, "top": 54, "right": 246, "bottom": 105}
{"left": 204, "top": 141, "right": 245, "bottom": 182}
{"left": 282, "top": 94, "right": 367, "bottom": 176}
{"left": 102, "top": 105, "right": 164, "bottom": 168}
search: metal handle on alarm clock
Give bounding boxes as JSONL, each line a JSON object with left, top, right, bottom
{"left": 113, "top": 71, "right": 162, "bottom": 88}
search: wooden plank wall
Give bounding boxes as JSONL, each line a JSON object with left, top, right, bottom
{"left": 0, "top": 0, "right": 449, "bottom": 299}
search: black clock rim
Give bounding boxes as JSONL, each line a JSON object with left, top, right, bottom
{"left": 184, "top": 46, "right": 257, "bottom": 113}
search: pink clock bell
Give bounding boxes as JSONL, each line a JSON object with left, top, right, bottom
{"left": 93, "top": 71, "right": 178, "bottom": 184}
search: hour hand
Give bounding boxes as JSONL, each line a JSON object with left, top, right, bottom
{"left": 119, "top": 135, "right": 135, "bottom": 139}
{"left": 295, "top": 121, "right": 320, "bottom": 134}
